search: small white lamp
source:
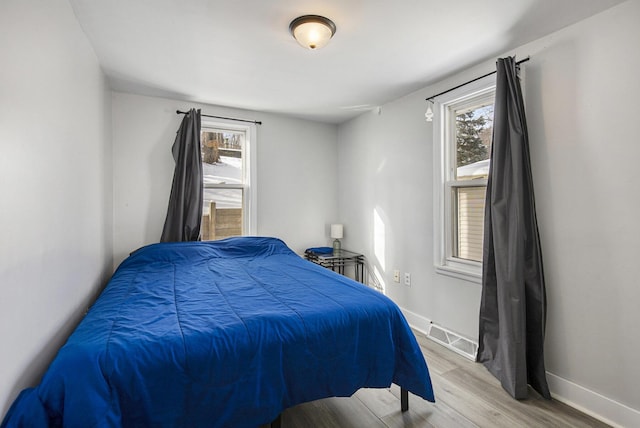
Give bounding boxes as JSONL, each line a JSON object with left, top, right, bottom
{"left": 331, "top": 224, "right": 343, "bottom": 251}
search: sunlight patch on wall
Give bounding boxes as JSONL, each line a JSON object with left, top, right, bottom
{"left": 372, "top": 265, "right": 386, "bottom": 294}
{"left": 373, "top": 207, "right": 386, "bottom": 272}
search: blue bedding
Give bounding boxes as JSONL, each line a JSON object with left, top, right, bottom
{"left": 2, "top": 237, "right": 434, "bottom": 427}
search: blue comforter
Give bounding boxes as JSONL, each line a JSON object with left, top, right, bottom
{"left": 2, "top": 237, "right": 434, "bottom": 427}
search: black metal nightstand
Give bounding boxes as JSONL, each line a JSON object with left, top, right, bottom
{"left": 304, "top": 248, "right": 365, "bottom": 284}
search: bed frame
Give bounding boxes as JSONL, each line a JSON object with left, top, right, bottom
{"left": 269, "top": 387, "right": 408, "bottom": 427}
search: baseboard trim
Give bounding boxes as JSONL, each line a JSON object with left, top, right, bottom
{"left": 546, "top": 372, "right": 640, "bottom": 428}
{"left": 398, "top": 307, "right": 431, "bottom": 336}
{"left": 398, "top": 306, "right": 640, "bottom": 428}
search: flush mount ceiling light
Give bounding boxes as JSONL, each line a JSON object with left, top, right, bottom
{"left": 289, "top": 15, "right": 336, "bottom": 50}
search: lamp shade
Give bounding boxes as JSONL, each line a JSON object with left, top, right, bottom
{"left": 330, "top": 224, "right": 343, "bottom": 239}
{"left": 289, "top": 15, "right": 336, "bottom": 50}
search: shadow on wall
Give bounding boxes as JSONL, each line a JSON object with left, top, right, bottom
{"left": 520, "top": 39, "right": 580, "bottom": 383}
{"left": 2, "top": 255, "right": 111, "bottom": 418}
{"left": 146, "top": 113, "right": 179, "bottom": 247}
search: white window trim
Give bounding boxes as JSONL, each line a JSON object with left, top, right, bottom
{"left": 432, "top": 74, "right": 495, "bottom": 284}
{"left": 201, "top": 119, "right": 257, "bottom": 236}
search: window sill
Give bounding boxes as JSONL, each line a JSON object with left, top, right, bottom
{"left": 435, "top": 264, "right": 482, "bottom": 284}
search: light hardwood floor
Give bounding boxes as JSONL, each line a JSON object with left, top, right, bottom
{"left": 276, "top": 330, "right": 610, "bottom": 427}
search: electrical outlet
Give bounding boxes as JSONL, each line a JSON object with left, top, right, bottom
{"left": 393, "top": 269, "right": 400, "bottom": 283}
{"left": 404, "top": 272, "right": 411, "bottom": 287}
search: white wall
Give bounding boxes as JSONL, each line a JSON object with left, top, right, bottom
{"left": 2, "top": 0, "right": 636, "bottom": 424}
{"left": 112, "top": 92, "right": 338, "bottom": 267}
{"left": 0, "top": 0, "right": 113, "bottom": 417}
{"left": 337, "top": 1, "right": 640, "bottom": 426}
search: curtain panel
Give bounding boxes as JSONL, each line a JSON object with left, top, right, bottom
{"left": 477, "top": 57, "right": 551, "bottom": 400}
{"left": 160, "top": 108, "right": 203, "bottom": 242}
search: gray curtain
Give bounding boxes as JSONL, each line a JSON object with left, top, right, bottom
{"left": 160, "top": 108, "right": 203, "bottom": 242}
{"left": 476, "top": 57, "right": 551, "bottom": 400}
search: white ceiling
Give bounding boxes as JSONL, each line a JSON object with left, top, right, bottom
{"left": 69, "top": 0, "right": 624, "bottom": 124}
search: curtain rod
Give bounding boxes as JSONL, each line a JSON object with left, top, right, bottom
{"left": 176, "top": 110, "right": 262, "bottom": 125}
{"left": 425, "top": 56, "right": 530, "bottom": 103}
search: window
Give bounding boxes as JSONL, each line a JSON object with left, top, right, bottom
{"left": 433, "top": 75, "right": 495, "bottom": 282}
{"left": 200, "top": 121, "right": 256, "bottom": 241}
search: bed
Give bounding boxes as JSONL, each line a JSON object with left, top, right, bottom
{"left": 2, "top": 237, "right": 434, "bottom": 427}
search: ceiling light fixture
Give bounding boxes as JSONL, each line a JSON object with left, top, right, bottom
{"left": 289, "top": 15, "right": 336, "bottom": 50}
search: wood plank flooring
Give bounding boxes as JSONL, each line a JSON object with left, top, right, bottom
{"left": 274, "top": 330, "right": 610, "bottom": 427}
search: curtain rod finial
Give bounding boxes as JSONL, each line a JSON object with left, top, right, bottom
{"left": 425, "top": 105, "right": 434, "bottom": 122}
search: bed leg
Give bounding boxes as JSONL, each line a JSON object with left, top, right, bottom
{"left": 270, "top": 413, "right": 282, "bottom": 428}
{"left": 401, "top": 387, "right": 409, "bottom": 412}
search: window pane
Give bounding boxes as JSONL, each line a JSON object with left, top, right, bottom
{"left": 200, "top": 128, "right": 246, "bottom": 241}
{"left": 202, "top": 130, "right": 244, "bottom": 186}
{"left": 202, "top": 189, "right": 243, "bottom": 241}
{"left": 454, "top": 103, "right": 493, "bottom": 181}
{"left": 454, "top": 186, "right": 486, "bottom": 262}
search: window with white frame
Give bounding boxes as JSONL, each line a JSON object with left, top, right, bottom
{"left": 433, "top": 75, "right": 495, "bottom": 282}
{"left": 200, "top": 121, "right": 256, "bottom": 241}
